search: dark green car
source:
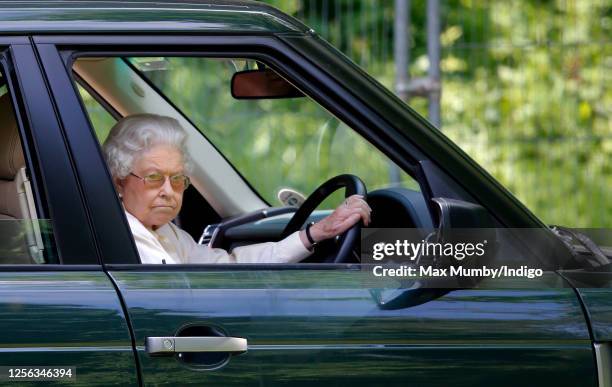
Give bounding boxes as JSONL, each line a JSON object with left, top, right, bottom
{"left": 0, "top": 1, "right": 609, "bottom": 386}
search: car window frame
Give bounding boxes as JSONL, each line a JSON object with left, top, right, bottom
{"left": 0, "top": 38, "right": 101, "bottom": 267}
{"left": 33, "top": 33, "right": 435, "bottom": 269}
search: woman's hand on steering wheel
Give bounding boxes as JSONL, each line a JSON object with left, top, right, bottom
{"left": 281, "top": 174, "right": 368, "bottom": 263}
{"left": 299, "top": 194, "right": 372, "bottom": 249}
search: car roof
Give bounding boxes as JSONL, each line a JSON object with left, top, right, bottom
{"left": 0, "top": 0, "right": 310, "bottom": 35}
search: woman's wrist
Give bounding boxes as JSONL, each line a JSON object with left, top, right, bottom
{"left": 299, "top": 229, "right": 313, "bottom": 250}
{"left": 309, "top": 222, "right": 325, "bottom": 242}
{"left": 298, "top": 222, "right": 325, "bottom": 250}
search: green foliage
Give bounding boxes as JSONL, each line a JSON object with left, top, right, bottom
{"left": 265, "top": 0, "right": 611, "bottom": 227}
{"left": 77, "top": 84, "right": 116, "bottom": 143}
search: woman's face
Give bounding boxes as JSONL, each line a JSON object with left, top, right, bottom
{"left": 117, "top": 144, "right": 185, "bottom": 230}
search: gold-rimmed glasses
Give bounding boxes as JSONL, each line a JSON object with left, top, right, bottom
{"left": 129, "top": 172, "right": 190, "bottom": 191}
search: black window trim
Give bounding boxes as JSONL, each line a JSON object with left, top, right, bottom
{"left": 0, "top": 41, "right": 101, "bottom": 267}
{"left": 34, "top": 42, "right": 141, "bottom": 265}
{"left": 33, "top": 34, "right": 432, "bottom": 270}
{"left": 0, "top": 264, "right": 103, "bottom": 272}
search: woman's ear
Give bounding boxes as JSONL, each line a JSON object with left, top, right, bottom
{"left": 114, "top": 177, "right": 124, "bottom": 198}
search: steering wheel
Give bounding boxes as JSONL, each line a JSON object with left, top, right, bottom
{"left": 280, "top": 174, "right": 367, "bottom": 263}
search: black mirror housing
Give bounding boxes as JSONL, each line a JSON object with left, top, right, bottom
{"left": 431, "top": 197, "right": 495, "bottom": 229}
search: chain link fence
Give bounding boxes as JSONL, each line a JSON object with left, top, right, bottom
{"left": 263, "top": 0, "right": 611, "bottom": 227}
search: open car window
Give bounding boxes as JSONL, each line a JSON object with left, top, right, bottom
{"left": 70, "top": 54, "right": 563, "bottom": 272}
{"left": 72, "top": 55, "right": 425, "bottom": 265}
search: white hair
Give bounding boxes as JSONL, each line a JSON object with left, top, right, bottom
{"left": 103, "top": 114, "right": 192, "bottom": 179}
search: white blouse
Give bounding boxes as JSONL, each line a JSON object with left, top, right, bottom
{"left": 125, "top": 211, "right": 312, "bottom": 264}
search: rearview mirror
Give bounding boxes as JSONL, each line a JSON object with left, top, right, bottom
{"left": 231, "top": 69, "right": 304, "bottom": 99}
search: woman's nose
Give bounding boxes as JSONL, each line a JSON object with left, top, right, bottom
{"left": 159, "top": 177, "right": 174, "bottom": 196}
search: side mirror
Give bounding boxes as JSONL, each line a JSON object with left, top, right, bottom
{"left": 370, "top": 198, "right": 498, "bottom": 310}
{"left": 431, "top": 197, "right": 495, "bottom": 230}
{"left": 231, "top": 69, "right": 304, "bottom": 99}
{"left": 431, "top": 197, "right": 497, "bottom": 287}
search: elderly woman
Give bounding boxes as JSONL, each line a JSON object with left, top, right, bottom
{"left": 103, "top": 114, "right": 371, "bottom": 264}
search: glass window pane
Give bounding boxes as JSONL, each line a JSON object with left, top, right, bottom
{"left": 0, "top": 72, "right": 57, "bottom": 264}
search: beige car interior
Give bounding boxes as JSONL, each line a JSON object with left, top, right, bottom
{"left": 0, "top": 93, "right": 45, "bottom": 263}
{"left": 73, "top": 57, "right": 268, "bottom": 218}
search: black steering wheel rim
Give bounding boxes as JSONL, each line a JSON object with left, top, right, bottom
{"left": 280, "top": 174, "right": 367, "bottom": 263}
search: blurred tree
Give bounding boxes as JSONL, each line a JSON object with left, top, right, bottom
{"left": 263, "top": 0, "right": 611, "bottom": 227}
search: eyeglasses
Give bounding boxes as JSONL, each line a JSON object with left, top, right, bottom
{"left": 129, "top": 172, "right": 191, "bottom": 191}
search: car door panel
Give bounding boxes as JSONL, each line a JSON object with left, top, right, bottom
{"left": 0, "top": 271, "right": 138, "bottom": 385}
{"left": 559, "top": 272, "right": 612, "bottom": 340}
{"left": 110, "top": 269, "right": 595, "bottom": 386}
{"left": 579, "top": 287, "right": 612, "bottom": 341}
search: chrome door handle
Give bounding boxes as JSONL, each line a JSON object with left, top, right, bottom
{"left": 146, "top": 336, "right": 247, "bottom": 355}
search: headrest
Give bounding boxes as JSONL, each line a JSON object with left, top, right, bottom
{"left": 0, "top": 93, "right": 25, "bottom": 179}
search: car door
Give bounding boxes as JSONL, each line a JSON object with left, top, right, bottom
{"left": 0, "top": 40, "right": 138, "bottom": 385}
{"left": 34, "top": 34, "right": 597, "bottom": 386}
